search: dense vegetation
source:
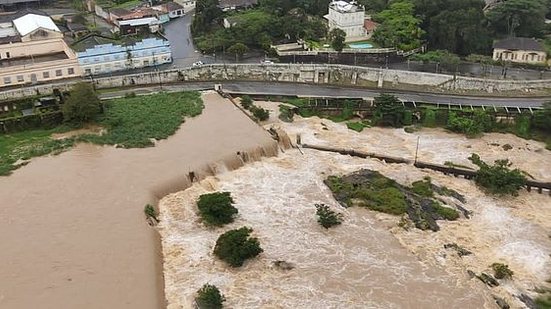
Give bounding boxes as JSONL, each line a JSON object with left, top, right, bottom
{"left": 325, "top": 170, "right": 459, "bottom": 231}
{"left": 239, "top": 96, "right": 270, "bottom": 121}
{"left": 0, "top": 91, "right": 204, "bottom": 176}
{"left": 491, "top": 263, "right": 514, "bottom": 280}
{"left": 0, "top": 128, "right": 75, "bottom": 176}
{"left": 62, "top": 82, "right": 101, "bottom": 125}
{"left": 197, "top": 192, "right": 238, "bottom": 226}
{"left": 213, "top": 227, "right": 263, "bottom": 267}
{"left": 315, "top": 204, "right": 343, "bottom": 229}
{"left": 80, "top": 92, "right": 203, "bottom": 148}
{"left": 195, "top": 284, "right": 225, "bottom": 309}
{"left": 192, "top": 0, "right": 551, "bottom": 57}
{"left": 469, "top": 154, "right": 527, "bottom": 196}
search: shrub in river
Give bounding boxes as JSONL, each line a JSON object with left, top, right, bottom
{"left": 251, "top": 106, "right": 269, "bottom": 121}
{"left": 468, "top": 153, "right": 526, "bottom": 196}
{"left": 278, "top": 105, "right": 294, "bottom": 122}
{"left": 240, "top": 95, "right": 253, "bottom": 110}
{"left": 431, "top": 201, "right": 459, "bottom": 221}
{"left": 346, "top": 121, "right": 367, "bottom": 132}
{"left": 315, "top": 204, "right": 343, "bottom": 229}
{"left": 213, "top": 227, "right": 263, "bottom": 267}
{"left": 411, "top": 177, "right": 434, "bottom": 197}
{"left": 195, "top": 284, "right": 225, "bottom": 309}
{"left": 197, "top": 192, "right": 237, "bottom": 226}
{"left": 144, "top": 204, "right": 158, "bottom": 221}
{"left": 491, "top": 263, "right": 513, "bottom": 280}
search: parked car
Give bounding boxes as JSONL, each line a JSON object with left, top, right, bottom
{"left": 192, "top": 61, "right": 204, "bottom": 67}
{"left": 261, "top": 60, "right": 274, "bottom": 64}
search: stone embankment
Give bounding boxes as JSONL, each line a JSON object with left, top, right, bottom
{"left": 1, "top": 64, "right": 550, "bottom": 101}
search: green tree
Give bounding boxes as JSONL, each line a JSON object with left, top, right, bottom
{"left": 195, "top": 284, "right": 225, "bottom": 309}
{"left": 62, "top": 82, "right": 101, "bottom": 124}
{"left": 214, "top": 227, "right": 263, "bottom": 267}
{"left": 197, "top": 192, "right": 238, "bottom": 226}
{"left": 372, "top": 1, "right": 424, "bottom": 51}
{"left": 192, "top": 0, "right": 222, "bottom": 35}
{"left": 532, "top": 102, "right": 551, "bottom": 133}
{"left": 373, "top": 94, "right": 405, "bottom": 127}
{"left": 328, "top": 28, "right": 346, "bottom": 52}
{"left": 315, "top": 204, "right": 343, "bottom": 229}
{"left": 468, "top": 154, "right": 527, "bottom": 196}
{"left": 227, "top": 42, "right": 249, "bottom": 61}
{"left": 486, "top": 0, "right": 548, "bottom": 37}
{"left": 240, "top": 95, "right": 253, "bottom": 109}
{"left": 413, "top": 0, "right": 491, "bottom": 55}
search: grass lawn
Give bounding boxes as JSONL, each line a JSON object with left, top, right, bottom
{"left": 80, "top": 91, "right": 203, "bottom": 148}
{"left": 0, "top": 129, "right": 75, "bottom": 176}
{"left": 0, "top": 91, "right": 204, "bottom": 176}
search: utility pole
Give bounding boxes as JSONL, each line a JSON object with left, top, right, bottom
{"left": 414, "top": 136, "right": 420, "bottom": 164}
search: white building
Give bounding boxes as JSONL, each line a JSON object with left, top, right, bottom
{"left": 324, "top": 0, "right": 366, "bottom": 41}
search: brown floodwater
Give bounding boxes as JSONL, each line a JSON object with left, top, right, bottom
{"left": 0, "top": 92, "right": 277, "bottom": 309}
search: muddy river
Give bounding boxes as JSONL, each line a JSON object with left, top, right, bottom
{"left": 0, "top": 92, "right": 276, "bottom": 308}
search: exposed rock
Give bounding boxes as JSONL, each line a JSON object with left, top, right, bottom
{"left": 517, "top": 293, "right": 536, "bottom": 309}
{"left": 443, "top": 243, "right": 472, "bottom": 257}
{"left": 273, "top": 260, "right": 294, "bottom": 271}
{"left": 467, "top": 270, "right": 476, "bottom": 279}
{"left": 493, "top": 295, "right": 510, "bottom": 309}
{"left": 477, "top": 272, "right": 499, "bottom": 287}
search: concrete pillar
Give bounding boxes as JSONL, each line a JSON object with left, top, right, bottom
{"left": 377, "top": 70, "right": 383, "bottom": 88}
{"left": 314, "top": 70, "right": 319, "bottom": 83}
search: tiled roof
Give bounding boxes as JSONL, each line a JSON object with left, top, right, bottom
{"left": 493, "top": 37, "right": 545, "bottom": 52}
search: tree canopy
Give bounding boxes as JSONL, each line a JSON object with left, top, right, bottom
{"left": 62, "top": 82, "right": 101, "bottom": 124}
{"left": 197, "top": 192, "right": 238, "bottom": 226}
{"left": 213, "top": 227, "right": 263, "bottom": 267}
{"left": 373, "top": 94, "right": 405, "bottom": 127}
{"left": 468, "top": 154, "right": 526, "bottom": 196}
{"left": 328, "top": 28, "right": 346, "bottom": 52}
{"left": 372, "top": 1, "right": 424, "bottom": 51}
{"left": 486, "top": 0, "right": 548, "bottom": 37}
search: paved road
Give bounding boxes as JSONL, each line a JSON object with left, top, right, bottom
{"left": 99, "top": 81, "right": 549, "bottom": 109}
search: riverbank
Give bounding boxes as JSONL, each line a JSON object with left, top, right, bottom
{"left": 159, "top": 102, "right": 550, "bottom": 307}
{"left": 0, "top": 92, "right": 277, "bottom": 308}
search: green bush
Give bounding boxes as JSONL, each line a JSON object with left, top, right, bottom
{"left": 536, "top": 294, "right": 551, "bottom": 309}
{"left": 251, "top": 106, "right": 269, "bottom": 121}
{"left": 432, "top": 202, "right": 459, "bottom": 220}
{"left": 240, "top": 96, "right": 253, "bottom": 110}
{"left": 213, "top": 227, "right": 263, "bottom": 267}
{"left": 63, "top": 82, "right": 101, "bottom": 125}
{"left": 515, "top": 115, "right": 531, "bottom": 138}
{"left": 144, "top": 204, "right": 158, "bottom": 221}
{"left": 411, "top": 177, "right": 433, "bottom": 197}
{"left": 422, "top": 108, "right": 437, "bottom": 127}
{"left": 315, "top": 204, "right": 343, "bottom": 229}
{"left": 403, "top": 110, "right": 413, "bottom": 126}
{"left": 195, "top": 284, "right": 225, "bottom": 309}
{"left": 359, "top": 187, "right": 408, "bottom": 215}
{"left": 278, "top": 105, "right": 294, "bottom": 122}
{"left": 491, "top": 263, "right": 513, "bottom": 279}
{"left": 469, "top": 154, "right": 526, "bottom": 195}
{"left": 346, "top": 121, "right": 367, "bottom": 132}
{"left": 197, "top": 192, "right": 238, "bottom": 226}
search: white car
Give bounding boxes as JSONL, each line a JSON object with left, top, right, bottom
{"left": 192, "top": 61, "right": 204, "bottom": 67}
{"left": 261, "top": 60, "right": 274, "bottom": 65}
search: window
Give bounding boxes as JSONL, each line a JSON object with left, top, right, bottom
{"left": 5, "top": 52, "right": 10, "bottom": 58}
{"left": 55, "top": 69, "right": 62, "bottom": 77}
{"left": 143, "top": 60, "right": 149, "bottom": 66}
{"left": 16, "top": 75, "right": 24, "bottom": 82}
{"left": 94, "top": 66, "right": 101, "bottom": 73}
{"left": 104, "top": 56, "right": 110, "bottom": 61}
{"left": 3, "top": 77, "right": 11, "bottom": 84}
{"left": 94, "top": 57, "right": 100, "bottom": 63}
{"left": 85, "top": 68, "right": 91, "bottom": 75}
{"left": 43, "top": 71, "right": 50, "bottom": 78}
{"left": 68, "top": 68, "right": 75, "bottom": 75}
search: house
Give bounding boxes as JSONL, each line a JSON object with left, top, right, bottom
{"left": 66, "top": 22, "right": 88, "bottom": 38}
{"left": 73, "top": 33, "right": 172, "bottom": 75}
{"left": 108, "top": 8, "right": 131, "bottom": 23}
{"left": 117, "top": 17, "right": 161, "bottom": 35}
{"left": 0, "top": 13, "right": 81, "bottom": 87}
{"left": 324, "top": 0, "right": 367, "bottom": 41}
{"left": 492, "top": 37, "right": 547, "bottom": 64}
{"left": 218, "top": 0, "right": 258, "bottom": 11}
{"left": 162, "top": 2, "right": 184, "bottom": 18}
{"left": 363, "top": 18, "right": 378, "bottom": 39}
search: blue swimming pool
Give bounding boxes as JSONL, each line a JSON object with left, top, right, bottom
{"left": 348, "top": 42, "right": 373, "bottom": 49}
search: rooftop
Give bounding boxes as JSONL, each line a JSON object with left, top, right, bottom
{"left": 329, "top": 0, "right": 364, "bottom": 13}
{"left": 0, "top": 51, "right": 68, "bottom": 68}
{"left": 72, "top": 33, "right": 167, "bottom": 52}
{"left": 0, "top": 8, "right": 47, "bottom": 24}
{"left": 118, "top": 16, "right": 159, "bottom": 26}
{"left": 493, "top": 37, "right": 545, "bottom": 52}
{"left": 13, "top": 13, "right": 60, "bottom": 36}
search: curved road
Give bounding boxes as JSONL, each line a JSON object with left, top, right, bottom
{"left": 101, "top": 81, "right": 549, "bottom": 109}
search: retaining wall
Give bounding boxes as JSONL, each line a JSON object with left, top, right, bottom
{"left": 1, "top": 64, "right": 550, "bottom": 101}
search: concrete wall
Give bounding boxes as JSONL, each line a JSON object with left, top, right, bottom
{"left": 1, "top": 64, "right": 551, "bottom": 101}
